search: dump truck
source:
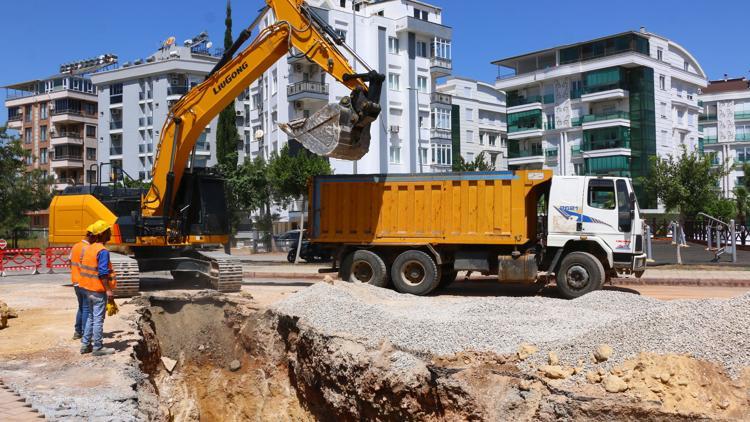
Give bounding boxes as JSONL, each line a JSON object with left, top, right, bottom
{"left": 310, "top": 170, "right": 647, "bottom": 298}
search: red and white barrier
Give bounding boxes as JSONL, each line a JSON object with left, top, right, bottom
{"left": 0, "top": 248, "right": 42, "bottom": 276}
{"left": 46, "top": 247, "right": 72, "bottom": 273}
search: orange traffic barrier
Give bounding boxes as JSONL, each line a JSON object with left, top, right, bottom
{"left": 46, "top": 247, "right": 72, "bottom": 273}
{"left": 0, "top": 248, "right": 42, "bottom": 276}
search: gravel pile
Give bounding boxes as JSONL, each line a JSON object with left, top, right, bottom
{"left": 272, "top": 283, "right": 750, "bottom": 376}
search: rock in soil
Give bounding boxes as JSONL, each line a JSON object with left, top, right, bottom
{"left": 593, "top": 344, "right": 613, "bottom": 363}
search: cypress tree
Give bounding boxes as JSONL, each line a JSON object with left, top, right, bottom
{"left": 215, "top": 0, "right": 240, "bottom": 170}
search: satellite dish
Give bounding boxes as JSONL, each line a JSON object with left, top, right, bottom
{"left": 184, "top": 39, "right": 192, "bottom": 47}
{"left": 254, "top": 130, "right": 265, "bottom": 140}
{"left": 206, "top": 41, "right": 213, "bottom": 49}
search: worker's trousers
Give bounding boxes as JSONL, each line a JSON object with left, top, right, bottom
{"left": 74, "top": 286, "right": 90, "bottom": 336}
{"left": 81, "top": 290, "right": 107, "bottom": 350}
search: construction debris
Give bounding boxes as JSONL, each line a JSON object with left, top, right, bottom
{"left": 161, "top": 357, "right": 177, "bottom": 373}
{"left": 0, "top": 300, "right": 18, "bottom": 329}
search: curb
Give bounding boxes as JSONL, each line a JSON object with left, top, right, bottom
{"left": 244, "top": 271, "right": 750, "bottom": 288}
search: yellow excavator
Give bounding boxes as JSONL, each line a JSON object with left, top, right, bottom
{"left": 47, "top": 0, "right": 383, "bottom": 296}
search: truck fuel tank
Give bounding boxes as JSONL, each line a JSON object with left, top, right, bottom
{"left": 498, "top": 254, "right": 538, "bottom": 283}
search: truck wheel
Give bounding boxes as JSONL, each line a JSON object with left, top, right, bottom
{"left": 287, "top": 249, "right": 296, "bottom": 263}
{"left": 391, "top": 250, "right": 439, "bottom": 296}
{"left": 345, "top": 250, "right": 388, "bottom": 288}
{"left": 556, "top": 252, "right": 605, "bottom": 299}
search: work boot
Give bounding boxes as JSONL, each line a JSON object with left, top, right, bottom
{"left": 80, "top": 345, "right": 93, "bottom": 354}
{"left": 73, "top": 332, "right": 82, "bottom": 340}
{"left": 92, "top": 347, "right": 115, "bottom": 356}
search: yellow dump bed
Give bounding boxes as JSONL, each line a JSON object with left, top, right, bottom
{"left": 309, "top": 170, "right": 552, "bottom": 246}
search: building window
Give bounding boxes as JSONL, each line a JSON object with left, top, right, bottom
{"left": 389, "top": 145, "right": 401, "bottom": 164}
{"left": 40, "top": 148, "right": 48, "bottom": 164}
{"left": 339, "top": 0, "right": 346, "bottom": 7}
{"left": 466, "top": 130, "right": 474, "bottom": 143}
{"left": 465, "top": 108, "right": 473, "bottom": 122}
{"left": 413, "top": 8, "right": 428, "bottom": 20}
{"left": 40, "top": 125, "right": 47, "bottom": 142}
{"left": 489, "top": 133, "right": 497, "bottom": 147}
{"left": 431, "top": 38, "right": 452, "bottom": 60}
{"left": 40, "top": 102, "right": 48, "bottom": 119}
{"left": 86, "top": 147, "right": 96, "bottom": 161}
{"left": 86, "top": 125, "right": 96, "bottom": 138}
{"left": 431, "top": 143, "right": 452, "bottom": 166}
{"left": 657, "top": 48, "right": 663, "bottom": 61}
{"left": 659, "top": 75, "right": 666, "bottom": 90}
{"left": 388, "top": 37, "right": 399, "bottom": 54}
{"left": 419, "top": 147, "right": 428, "bottom": 165}
{"left": 479, "top": 132, "right": 484, "bottom": 145}
{"left": 417, "top": 76, "right": 428, "bottom": 93}
{"left": 431, "top": 108, "right": 451, "bottom": 129}
{"left": 416, "top": 42, "right": 428, "bottom": 58}
{"left": 660, "top": 102, "right": 667, "bottom": 119}
{"left": 24, "top": 128, "right": 32, "bottom": 144}
{"left": 683, "top": 61, "right": 689, "bottom": 72}
{"left": 24, "top": 105, "right": 32, "bottom": 122}
{"left": 388, "top": 73, "right": 400, "bottom": 91}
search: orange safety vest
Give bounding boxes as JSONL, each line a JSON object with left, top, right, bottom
{"left": 69, "top": 240, "right": 89, "bottom": 286}
{"left": 78, "top": 243, "right": 117, "bottom": 293}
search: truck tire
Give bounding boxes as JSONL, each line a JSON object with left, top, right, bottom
{"left": 391, "top": 250, "right": 439, "bottom": 296}
{"left": 345, "top": 250, "right": 388, "bottom": 288}
{"left": 556, "top": 252, "right": 605, "bottom": 299}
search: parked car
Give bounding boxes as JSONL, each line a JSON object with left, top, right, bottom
{"left": 287, "top": 240, "right": 332, "bottom": 263}
{"left": 274, "top": 229, "right": 305, "bottom": 252}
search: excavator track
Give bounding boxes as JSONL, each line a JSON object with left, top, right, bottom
{"left": 111, "top": 253, "right": 141, "bottom": 298}
{"left": 197, "top": 250, "right": 243, "bottom": 292}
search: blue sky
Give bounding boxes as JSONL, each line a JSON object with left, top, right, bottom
{"left": 1, "top": 0, "right": 748, "bottom": 126}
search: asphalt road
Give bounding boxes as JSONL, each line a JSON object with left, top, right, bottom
{"left": 649, "top": 239, "right": 750, "bottom": 266}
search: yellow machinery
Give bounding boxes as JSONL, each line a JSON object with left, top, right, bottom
{"left": 48, "top": 0, "right": 384, "bottom": 296}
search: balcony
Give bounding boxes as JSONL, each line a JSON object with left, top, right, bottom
{"left": 430, "top": 56, "right": 452, "bottom": 77}
{"left": 110, "top": 120, "right": 123, "bottom": 130}
{"left": 671, "top": 92, "right": 701, "bottom": 110}
{"left": 50, "top": 108, "right": 97, "bottom": 123}
{"left": 430, "top": 128, "right": 451, "bottom": 140}
{"left": 703, "top": 136, "right": 718, "bottom": 144}
{"left": 508, "top": 145, "right": 543, "bottom": 161}
{"left": 699, "top": 114, "right": 717, "bottom": 122}
{"left": 287, "top": 81, "right": 329, "bottom": 102}
{"left": 109, "top": 145, "right": 123, "bottom": 156}
{"left": 110, "top": 94, "right": 123, "bottom": 105}
{"left": 544, "top": 121, "right": 556, "bottom": 130}
{"left": 430, "top": 92, "right": 452, "bottom": 105}
{"left": 581, "top": 88, "right": 628, "bottom": 103}
{"left": 571, "top": 116, "right": 584, "bottom": 127}
{"left": 545, "top": 148, "right": 558, "bottom": 162}
{"left": 50, "top": 153, "right": 84, "bottom": 169}
{"left": 195, "top": 141, "right": 210, "bottom": 154}
{"left": 584, "top": 156, "right": 631, "bottom": 177}
{"left": 736, "top": 112, "right": 750, "bottom": 121}
{"left": 50, "top": 132, "right": 83, "bottom": 146}
{"left": 737, "top": 133, "right": 750, "bottom": 142}
{"left": 507, "top": 94, "right": 543, "bottom": 113}
{"left": 571, "top": 145, "right": 583, "bottom": 158}
{"left": 7, "top": 114, "right": 22, "bottom": 122}
{"left": 581, "top": 111, "right": 630, "bottom": 130}
{"left": 168, "top": 86, "right": 189, "bottom": 97}
{"left": 138, "top": 116, "right": 153, "bottom": 127}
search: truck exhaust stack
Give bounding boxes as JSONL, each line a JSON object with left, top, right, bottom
{"left": 279, "top": 100, "right": 371, "bottom": 160}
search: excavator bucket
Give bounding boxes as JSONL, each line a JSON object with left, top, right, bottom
{"left": 279, "top": 102, "right": 371, "bottom": 160}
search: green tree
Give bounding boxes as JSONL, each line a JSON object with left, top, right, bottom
{"left": 454, "top": 152, "right": 493, "bottom": 172}
{"left": 0, "top": 130, "right": 54, "bottom": 236}
{"left": 215, "top": 0, "right": 240, "bottom": 170}
{"left": 268, "top": 144, "right": 331, "bottom": 262}
{"left": 645, "top": 146, "right": 729, "bottom": 223}
{"left": 226, "top": 156, "right": 275, "bottom": 249}
{"left": 735, "top": 163, "right": 750, "bottom": 225}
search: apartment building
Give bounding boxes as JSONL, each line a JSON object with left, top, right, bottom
{"left": 91, "top": 40, "right": 221, "bottom": 182}
{"left": 437, "top": 77, "right": 507, "bottom": 169}
{"left": 4, "top": 74, "right": 99, "bottom": 191}
{"left": 240, "top": 0, "right": 453, "bottom": 174}
{"left": 493, "top": 29, "right": 707, "bottom": 209}
{"left": 699, "top": 77, "right": 750, "bottom": 197}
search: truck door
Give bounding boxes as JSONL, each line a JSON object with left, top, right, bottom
{"left": 581, "top": 178, "right": 620, "bottom": 240}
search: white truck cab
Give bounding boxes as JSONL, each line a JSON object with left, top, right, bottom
{"left": 547, "top": 176, "right": 647, "bottom": 281}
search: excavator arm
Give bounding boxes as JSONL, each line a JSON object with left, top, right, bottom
{"left": 142, "top": 0, "right": 384, "bottom": 218}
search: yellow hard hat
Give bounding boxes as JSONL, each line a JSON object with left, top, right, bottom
{"left": 85, "top": 224, "right": 94, "bottom": 234}
{"left": 89, "top": 220, "right": 112, "bottom": 235}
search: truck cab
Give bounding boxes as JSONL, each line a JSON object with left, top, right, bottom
{"left": 546, "top": 176, "right": 647, "bottom": 281}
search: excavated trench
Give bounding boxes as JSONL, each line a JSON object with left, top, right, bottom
{"left": 132, "top": 294, "right": 745, "bottom": 421}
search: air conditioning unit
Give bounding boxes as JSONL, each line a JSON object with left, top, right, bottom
{"left": 294, "top": 63, "right": 303, "bottom": 72}
{"left": 294, "top": 101, "right": 304, "bottom": 110}
{"left": 390, "top": 125, "right": 400, "bottom": 133}
{"left": 236, "top": 110, "right": 245, "bottom": 117}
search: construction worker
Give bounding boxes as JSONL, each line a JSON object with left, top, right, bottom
{"left": 70, "top": 225, "right": 94, "bottom": 340}
{"left": 78, "top": 220, "right": 117, "bottom": 356}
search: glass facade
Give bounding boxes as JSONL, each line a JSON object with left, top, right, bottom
{"left": 508, "top": 142, "right": 543, "bottom": 158}
{"left": 507, "top": 91, "right": 542, "bottom": 107}
{"left": 584, "top": 156, "right": 631, "bottom": 176}
{"left": 508, "top": 109, "right": 542, "bottom": 133}
{"left": 583, "top": 126, "right": 631, "bottom": 151}
{"left": 582, "top": 67, "right": 627, "bottom": 94}
{"left": 559, "top": 33, "right": 649, "bottom": 65}
{"left": 626, "top": 66, "right": 657, "bottom": 208}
